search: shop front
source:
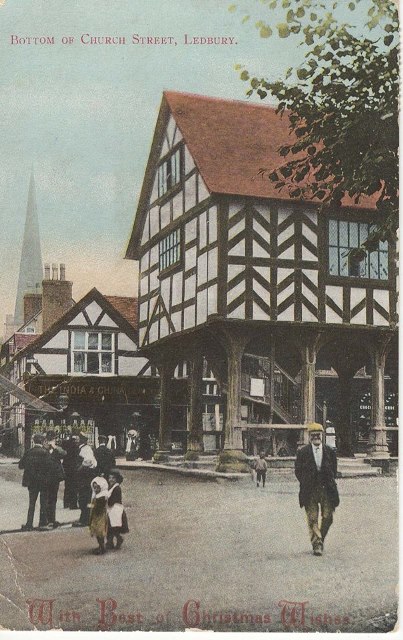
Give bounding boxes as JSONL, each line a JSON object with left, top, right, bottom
{"left": 25, "top": 375, "right": 162, "bottom": 456}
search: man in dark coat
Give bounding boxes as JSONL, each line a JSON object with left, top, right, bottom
{"left": 95, "top": 435, "right": 116, "bottom": 477}
{"left": 44, "top": 431, "right": 67, "bottom": 528}
{"left": 295, "top": 422, "right": 339, "bottom": 556}
{"left": 19, "top": 433, "right": 52, "bottom": 531}
{"left": 62, "top": 434, "right": 80, "bottom": 509}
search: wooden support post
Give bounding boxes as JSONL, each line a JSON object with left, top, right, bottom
{"left": 214, "top": 327, "right": 250, "bottom": 473}
{"left": 367, "top": 336, "right": 391, "bottom": 459}
{"left": 154, "top": 358, "right": 176, "bottom": 461}
{"left": 299, "top": 330, "right": 321, "bottom": 446}
{"left": 186, "top": 354, "right": 204, "bottom": 456}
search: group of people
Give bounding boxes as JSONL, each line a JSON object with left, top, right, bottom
{"left": 18, "top": 431, "right": 129, "bottom": 554}
{"left": 254, "top": 422, "right": 339, "bottom": 557}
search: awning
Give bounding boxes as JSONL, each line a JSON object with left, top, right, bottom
{"left": 0, "top": 374, "right": 58, "bottom": 413}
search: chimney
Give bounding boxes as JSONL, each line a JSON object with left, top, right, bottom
{"left": 44, "top": 264, "right": 50, "bottom": 280}
{"left": 42, "top": 265, "right": 73, "bottom": 331}
{"left": 24, "top": 293, "right": 42, "bottom": 324}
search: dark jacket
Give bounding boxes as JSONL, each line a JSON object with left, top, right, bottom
{"left": 95, "top": 445, "right": 116, "bottom": 477}
{"left": 295, "top": 443, "right": 340, "bottom": 509}
{"left": 62, "top": 439, "right": 80, "bottom": 475}
{"left": 47, "top": 445, "right": 67, "bottom": 484}
{"left": 18, "top": 445, "right": 52, "bottom": 489}
{"left": 107, "top": 484, "right": 122, "bottom": 507}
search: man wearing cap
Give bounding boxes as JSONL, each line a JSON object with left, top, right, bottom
{"left": 295, "top": 422, "right": 339, "bottom": 556}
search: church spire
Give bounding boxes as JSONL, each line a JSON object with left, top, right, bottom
{"left": 13, "top": 169, "right": 43, "bottom": 327}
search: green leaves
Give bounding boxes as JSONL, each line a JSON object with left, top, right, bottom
{"left": 233, "top": 0, "right": 399, "bottom": 243}
{"left": 260, "top": 24, "right": 273, "bottom": 38}
{"left": 277, "top": 23, "right": 291, "bottom": 38}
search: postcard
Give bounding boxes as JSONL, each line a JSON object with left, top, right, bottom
{"left": 0, "top": 0, "right": 398, "bottom": 637}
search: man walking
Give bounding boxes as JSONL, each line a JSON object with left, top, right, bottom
{"left": 295, "top": 422, "right": 339, "bottom": 556}
{"left": 19, "top": 433, "right": 52, "bottom": 531}
{"left": 95, "top": 434, "right": 116, "bottom": 477}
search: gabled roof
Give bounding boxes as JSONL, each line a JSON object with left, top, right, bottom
{"left": 105, "top": 296, "right": 137, "bottom": 329}
{"left": 0, "top": 288, "right": 139, "bottom": 373}
{"left": 126, "top": 91, "right": 377, "bottom": 259}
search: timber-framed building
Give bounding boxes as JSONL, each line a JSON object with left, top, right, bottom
{"left": 126, "top": 91, "right": 398, "bottom": 469}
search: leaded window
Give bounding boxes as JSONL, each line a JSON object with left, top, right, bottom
{"left": 157, "top": 148, "right": 181, "bottom": 198}
{"left": 159, "top": 228, "right": 181, "bottom": 271}
{"left": 328, "top": 220, "right": 388, "bottom": 280}
{"left": 71, "top": 331, "right": 114, "bottom": 374}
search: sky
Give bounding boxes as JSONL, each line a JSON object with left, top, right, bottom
{"left": 0, "top": 0, "right": 375, "bottom": 334}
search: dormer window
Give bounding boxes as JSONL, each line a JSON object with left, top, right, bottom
{"left": 328, "top": 220, "right": 388, "bottom": 280}
{"left": 157, "top": 148, "right": 181, "bottom": 198}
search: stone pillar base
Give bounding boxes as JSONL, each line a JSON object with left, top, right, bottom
{"left": 216, "top": 449, "right": 250, "bottom": 474}
{"left": 366, "top": 449, "right": 390, "bottom": 460}
{"left": 153, "top": 450, "right": 170, "bottom": 463}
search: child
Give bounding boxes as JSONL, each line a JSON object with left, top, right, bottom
{"left": 255, "top": 451, "right": 268, "bottom": 488}
{"left": 89, "top": 476, "right": 109, "bottom": 555}
{"left": 106, "top": 469, "right": 129, "bottom": 550}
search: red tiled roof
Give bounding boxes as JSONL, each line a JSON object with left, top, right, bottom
{"left": 13, "top": 333, "right": 38, "bottom": 351}
{"left": 105, "top": 296, "right": 138, "bottom": 329}
{"left": 164, "top": 91, "right": 377, "bottom": 209}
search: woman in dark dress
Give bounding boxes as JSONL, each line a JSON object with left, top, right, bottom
{"left": 106, "top": 470, "right": 129, "bottom": 550}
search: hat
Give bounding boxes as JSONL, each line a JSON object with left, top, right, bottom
{"left": 109, "top": 469, "right": 124, "bottom": 484}
{"left": 307, "top": 422, "right": 324, "bottom": 433}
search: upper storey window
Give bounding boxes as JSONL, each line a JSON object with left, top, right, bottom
{"left": 328, "top": 220, "right": 388, "bottom": 280}
{"left": 71, "top": 330, "right": 115, "bottom": 374}
{"left": 158, "top": 148, "right": 181, "bottom": 198}
{"left": 159, "top": 228, "right": 181, "bottom": 271}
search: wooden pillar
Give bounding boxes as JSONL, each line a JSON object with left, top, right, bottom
{"left": 269, "top": 340, "right": 275, "bottom": 424}
{"left": 224, "top": 335, "right": 247, "bottom": 451}
{"left": 187, "top": 354, "right": 204, "bottom": 454}
{"left": 335, "top": 370, "right": 355, "bottom": 457}
{"left": 367, "top": 336, "right": 391, "bottom": 459}
{"left": 155, "top": 359, "right": 176, "bottom": 458}
{"left": 215, "top": 327, "right": 250, "bottom": 473}
{"left": 299, "top": 330, "right": 320, "bottom": 445}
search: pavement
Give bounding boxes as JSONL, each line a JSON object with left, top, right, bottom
{"left": 2, "top": 453, "right": 385, "bottom": 481}
{"left": 0, "top": 461, "right": 398, "bottom": 633}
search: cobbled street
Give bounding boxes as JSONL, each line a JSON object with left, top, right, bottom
{"left": 0, "top": 463, "right": 398, "bottom": 633}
